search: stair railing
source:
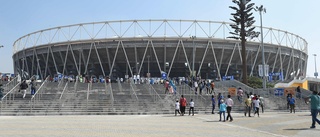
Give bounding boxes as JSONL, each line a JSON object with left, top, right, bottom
{"left": 30, "top": 75, "right": 50, "bottom": 112}
{"left": 59, "top": 82, "right": 69, "bottom": 112}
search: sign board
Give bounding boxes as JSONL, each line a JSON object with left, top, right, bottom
{"left": 258, "top": 64, "right": 269, "bottom": 77}
{"left": 268, "top": 72, "right": 284, "bottom": 82}
{"left": 228, "top": 87, "right": 237, "bottom": 96}
{"left": 274, "top": 88, "right": 284, "bottom": 96}
{"left": 161, "top": 72, "right": 167, "bottom": 80}
{"left": 222, "top": 76, "right": 234, "bottom": 81}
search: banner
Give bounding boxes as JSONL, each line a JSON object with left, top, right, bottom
{"left": 228, "top": 87, "right": 237, "bottom": 96}
{"left": 274, "top": 88, "right": 284, "bottom": 96}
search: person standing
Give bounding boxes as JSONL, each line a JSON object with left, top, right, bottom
{"left": 225, "top": 95, "right": 234, "bottom": 122}
{"left": 164, "top": 80, "right": 169, "bottom": 94}
{"left": 289, "top": 94, "right": 295, "bottom": 113}
{"left": 189, "top": 99, "right": 194, "bottom": 116}
{"left": 211, "top": 95, "right": 216, "bottom": 114}
{"left": 29, "top": 79, "right": 36, "bottom": 95}
{"left": 206, "top": 80, "right": 210, "bottom": 95}
{"left": 179, "top": 95, "right": 187, "bottom": 116}
{"left": 218, "top": 93, "right": 224, "bottom": 109}
{"left": 174, "top": 100, "right": 180, "bottom": 116}
{"left": 194, "top": 81, "right": 198, "bottom": 95}
{"left": 219, "top": 99, "right": 227, "bottom": 122}
{"left": 0, "top": 84, "right": 4, "bottom": 100}
{"left": 237, "top": 87, "right": 244, "bottom": 103}
{"left": 258, "top": 95, "right": 264, "bottom": 113}
{"left": 304, "top": 91, "right": 320, "bottom": 128}
{"left": 244, "top": 95, "right": 252, "bottom": 117}
{"left": 20, "top": 80, "right": 28, "bottom": 98}
{"left": 210, "top": 81, "right": 215, "bottom": 95}
{"left": 296, "top": 86, "right": 301, "bottom": 99}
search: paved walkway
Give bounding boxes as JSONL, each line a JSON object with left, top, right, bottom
{"left": 0, "top": 112, "right": 319, "bottom": 137}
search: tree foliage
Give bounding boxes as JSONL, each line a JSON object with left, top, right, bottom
{"left": 228, "top": 0, "right": 260, "bottom": 40}
{"left": 247, "top": 76, "right": 274, "bottom": 89}
{"left": 228, "top": 0, "right": 259, "bottom": 85}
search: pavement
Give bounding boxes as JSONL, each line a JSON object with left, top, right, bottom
{"left": 0, "top": 111, "right": 319, "bottom": 137}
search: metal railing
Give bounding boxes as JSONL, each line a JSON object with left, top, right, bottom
{"left": 105, "top": 81, "right": 114, "bottom": 109}
{"left": 86, "top": 76, "right": 93, "bottom": 110}
{"left": 129, "top": 80, "right": 139, "bottom": 102}
{"left": 147, "top": 84, "right": 162, "bottom": 102}
{"left": 117, "top": 79, "right": 123, "bottom": 92}
{"left": 58, "top": 82, "right": 69, "bottom": 111}
{"left": 1, "top": 75, "right": 36, "bottom": 110}
{"left": 30, "top": 76, "right": 50, "bottom": 112}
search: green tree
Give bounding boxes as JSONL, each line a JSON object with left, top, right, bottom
{"left": 228, "top": 0, "right": 260, "bottom": 85}
{"left": 247, "top": 76, "right": 274, "bottom": 89}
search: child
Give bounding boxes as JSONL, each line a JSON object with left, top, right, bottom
{"left": 219, "top": 99, "right": 227, "bottom": 122}
{"left": 189, "top": 99, "right": 195, "bottom": 116}
{"left": 175, "top": 100, "right": 181, "bottom": 116}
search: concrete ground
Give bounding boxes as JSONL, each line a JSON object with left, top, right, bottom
{"left": 0, "top": 112, "right": 319, "bottom": 137}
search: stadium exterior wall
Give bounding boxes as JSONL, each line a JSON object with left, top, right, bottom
{"left": 12, "top": 20, "right": 308, "bottom": 81}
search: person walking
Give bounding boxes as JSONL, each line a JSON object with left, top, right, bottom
{"left": 20, "top": 80, "right": 28, "bottom": 98}
{"left": 189, "top": 99, "right": 194, "bottom": 116}
{"left": 179, "top": 95, "right": 187, "bottom": 116}
{"left": 225, "top": 95, "right": 234, "bottom": 122}
{"left": 211, "top": 95, "right": 216, "bottom": 114}
{"left": 258, "top": 95, "right": 264, "bottom": 113}
{"left": 219, "top": 99, "right": 227, "bottom": 122}
{"left": 244, "top": 95, "right": 252, "bottom": 117}
{"left": 304, "top": 91, "right": 320, "bottom": 128}
{"left": 253, "top": 95, "right": 260, "bottom": 117}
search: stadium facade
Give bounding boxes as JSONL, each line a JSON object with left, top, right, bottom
{"left": 12, "top": 20, "right": 308, "bottom": 81}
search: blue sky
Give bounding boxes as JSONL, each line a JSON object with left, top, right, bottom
{"left": 0, "top": 0, "right": 319, "bottom": 77}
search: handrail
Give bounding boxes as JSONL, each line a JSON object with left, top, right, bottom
{"left": 57, "top": 77, "right": 65, "bottom": 90}
{"left": 30, "top": 75, "right": 50, "bottom": 111}
{"left": 86, "top": 76, "right": 93, "bottom": 110}
{"left": 129, "top": 81, "right": 139, "bottom": 101}
{"left": 1, "top": 75, "right": 36, "bottom": 108}
{"left": 117, "top": 79, "right": 123, "bottom": 92}
{"left": 59, "top": 82, "right": 69, "bottom": 100}
{"left": 148, "top": 84, "right": 162, "bottom": 102}
{"left": 105, "top": 81, "right": 114, "bottom": 108}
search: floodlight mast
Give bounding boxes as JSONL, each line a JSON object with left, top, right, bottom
{"left": 255, "top": 5, "right": 267, "bottom": 90}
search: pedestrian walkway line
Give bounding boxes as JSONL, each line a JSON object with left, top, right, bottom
{"left": 196, "top": 116, "right": 288, "bottom": 137}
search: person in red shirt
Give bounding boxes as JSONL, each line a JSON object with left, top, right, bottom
{"left": 179, "top": 95, "right": 187, "bottom": 116}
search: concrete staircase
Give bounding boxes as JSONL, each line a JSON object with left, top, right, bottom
{"left": 0, "top": 81, "right": 311, "bottom": 116}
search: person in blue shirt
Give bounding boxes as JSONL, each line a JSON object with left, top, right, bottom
{"left": 219, "top": 99, "right": 227, "bottom": 122}
{"left": 218, "top": 93, "right": 224, "bottom": 108}
{"left": 289, "top": 94, "right": 295, "bottom": 113}
{"left": 304, "top": 91, "right": 320, "bottom": 128}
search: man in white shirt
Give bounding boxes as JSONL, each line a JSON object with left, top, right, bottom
{"left": 225, "top": 95, "right": 234, "bottom": 122}
{"left": 189, "top": 99, "right": 195, "bottom": 116}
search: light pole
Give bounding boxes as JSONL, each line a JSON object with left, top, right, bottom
{"left": 191, "top": 36, "right": 196, "bottom": 79}
{"left": 147, "top": 55, "right": 150, "bottom": 77}
{"left": 255, "top": 5, "right": 267, "bottom": 89}
{"left": 314, "top": 54, "right": 318, "bottom": 78}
